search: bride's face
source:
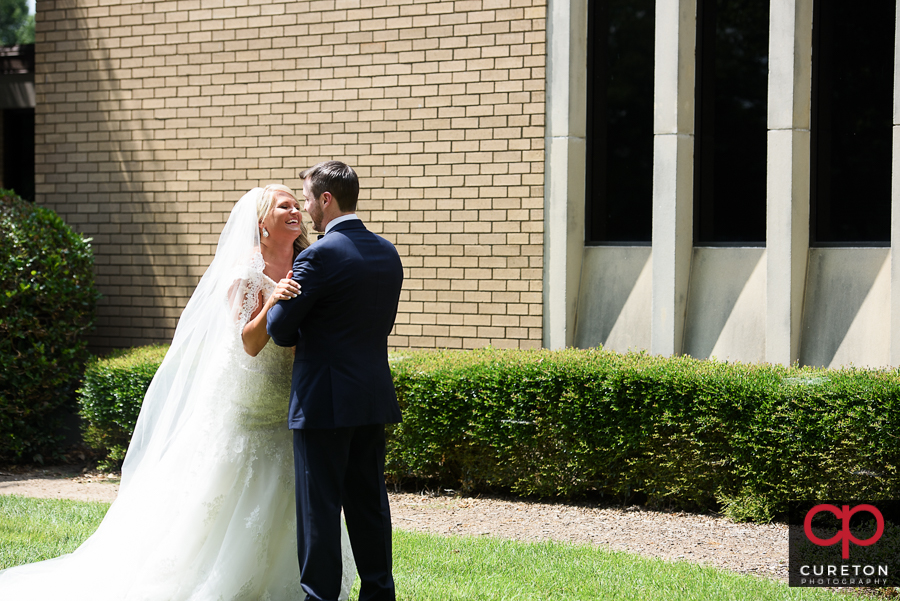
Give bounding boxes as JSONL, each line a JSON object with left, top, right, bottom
{"left": 262, "top": 192, "right": 303, "bottom": 242}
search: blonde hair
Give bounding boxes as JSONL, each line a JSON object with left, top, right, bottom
{"left": 258, "top": 184, "right": 310, "bottom": 256}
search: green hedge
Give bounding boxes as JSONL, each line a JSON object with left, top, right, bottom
{"left": 78, "top": 345, "right": 168, "bottom": 470}
{"left": 0, "top": 191, "right": 100, "bottom": 462}
{"left": 77, "top": 346, "right": 900, "bottom": 521}
{"left": 389, "top": 349, "right": 900, "bottom": 521}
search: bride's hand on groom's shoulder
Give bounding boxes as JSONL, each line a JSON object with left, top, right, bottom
{"left": 243, "top": 270, "right": 300, "bottom": 357}
{"left": 270, "top": 270, "right": 301, "bottom": 306}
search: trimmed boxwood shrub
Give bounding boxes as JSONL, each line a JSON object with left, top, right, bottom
{"left": 388, "top": 349, "right": 900, "bottom": 521}
{"left": 0, "top": 191, "right": 101, "bottom": 462}
{"left": 78, "top": 346, "right": 900, "bottom": 522}
{"left": 78, "top": 344, "right": 168, "bottom": 470}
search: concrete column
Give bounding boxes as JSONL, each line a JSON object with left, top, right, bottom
{"left": 892, "top": 6, "right": 900, "bottom": 366}
{"left": 543, "top": 0, "right": 587, "bottom": 349}
{"left": 765, "top": 0, "right": 813, "bottom": 366}
{"left": 650, "top": 0, "right": 696, "bottom": 356}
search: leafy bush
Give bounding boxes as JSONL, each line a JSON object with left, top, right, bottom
{"left": 0, "top": 191, "right": 100, "bottom": 462}
{"left": 389, "top": 349, "right": 900, "bottom": 521}
{"left": 77, "top": 345, "right": 900, "bottom": 522}
{"left": 78, "top": 345, "right": 168, "bottom": 470}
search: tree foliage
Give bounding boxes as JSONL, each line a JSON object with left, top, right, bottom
{"left": 0, "top": 0, "right": 33, "bottom": 46}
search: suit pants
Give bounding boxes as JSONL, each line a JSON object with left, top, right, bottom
{"left": 292, "top": 424, "right": 395, "bottom": 601}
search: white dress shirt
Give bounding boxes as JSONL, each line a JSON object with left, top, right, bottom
{"left": 324, "top": 213, "right": 361, "bottom": 234}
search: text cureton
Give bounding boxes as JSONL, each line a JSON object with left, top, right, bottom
{"left": 799, "top": 565, "right": 888, "bottom": 577}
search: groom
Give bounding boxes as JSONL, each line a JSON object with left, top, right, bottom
{"left": 267, "top": 161, "right": 403, "bottom": 601}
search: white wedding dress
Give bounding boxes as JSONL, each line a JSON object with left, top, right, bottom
{"left": 0, "top": 191, "right": 355, "bottom": 600}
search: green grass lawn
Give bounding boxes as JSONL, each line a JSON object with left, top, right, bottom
{"left": 0, "top": 495, "right": 109, "bottom": 567}
{"left": 0, "top": 495, "right": 882, "bottom": 600}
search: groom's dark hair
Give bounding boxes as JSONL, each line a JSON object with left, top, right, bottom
{"left": 300, "top": 161, "right": 359, "bottom": 212}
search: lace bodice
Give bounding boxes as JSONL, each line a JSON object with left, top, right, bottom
{"left": 181, "top": 263, "right": 297, "bottom": 498}
{"left": 228, "top": 271, "right": 294, "bottom": 430}
{"left": 215, "top": 254, "right": 295, "bottom": 429}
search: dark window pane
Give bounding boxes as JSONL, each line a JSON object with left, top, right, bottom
{"left": 586, "top": 0, "right": 655, "bottom": 244}
{"left": 694, "top": 0, "right": 769, "bottom": 245}
{"left": 3, "top": 108, "right": 34, "bottom": 202}
{"left": 811, "top": 0, "right": 894, "bottom": 245}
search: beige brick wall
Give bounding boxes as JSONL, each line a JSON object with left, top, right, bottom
{"left": 35, "top": 0, "right": 546, "bottom": 353}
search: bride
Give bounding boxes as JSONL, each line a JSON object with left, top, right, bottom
{"left": 0, "top": 186, "right": 356, "bottom": 600}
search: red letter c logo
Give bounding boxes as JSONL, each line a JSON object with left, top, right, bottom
{"left": 804, "top": 504, "right": 884, "bottom": 559}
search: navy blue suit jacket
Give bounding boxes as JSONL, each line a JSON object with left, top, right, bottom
{"left": 266, "top": 219, "right": 403, "bottom": 429}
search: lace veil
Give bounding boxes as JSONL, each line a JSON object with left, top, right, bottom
{"left": 119, "top": 188, "right": 267, "bottom": 489}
